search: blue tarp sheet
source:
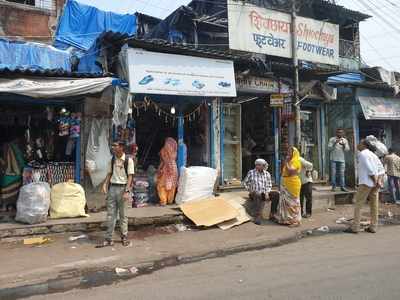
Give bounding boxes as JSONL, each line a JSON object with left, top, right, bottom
{"left": 327, "top": 73, "right": 364, "bottom": 84}
{"left": 0, "top": 39, "right": 71, "bottom": 72}
{"left": 55, "top": 0, "right": 137, "bottom": 51}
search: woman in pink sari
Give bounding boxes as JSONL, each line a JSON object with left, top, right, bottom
{"left": 156, "top": 137, "right": 178, "bottom": 205}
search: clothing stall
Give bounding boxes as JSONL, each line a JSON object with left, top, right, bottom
{"left": 0, "top": 100, "right": 81, "bottom": 212}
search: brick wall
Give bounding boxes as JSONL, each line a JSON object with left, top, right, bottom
{"left": 0, "top": 0, "right": 65, "bottom": 43}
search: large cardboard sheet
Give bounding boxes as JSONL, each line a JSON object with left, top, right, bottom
{"left": 218, "top": 196, "right": 251, "bottom": 230}
{"left": 180, "top": 197, "right": 238, "bottom": 227}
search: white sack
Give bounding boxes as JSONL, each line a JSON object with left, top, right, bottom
{"left": 366, "top": 135, "right": 388, "bottom": 157}
{"left": 175, "top": 167, "right": 218, "bottom": 204}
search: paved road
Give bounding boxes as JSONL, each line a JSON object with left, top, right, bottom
{"left": 29, "top": 226, "right": 400, "bottom": 300}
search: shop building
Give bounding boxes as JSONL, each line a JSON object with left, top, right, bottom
{"left": 326, "top": 70, "right": 400, "bottom": 187}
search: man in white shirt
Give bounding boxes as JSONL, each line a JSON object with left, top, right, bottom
{"left": 328, "top": 128, "right": 350, "bottom": 192}
{"left": 345, "top": 139, "right": 384, "bottom": 234}
{"left": 300, "top": 157, "right": 313, "bottom": 218}
{"left": 99, "top": 141, "right": 135, "bottom": 247}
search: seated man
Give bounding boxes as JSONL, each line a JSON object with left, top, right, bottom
{"left": 243, "top": 159, "right": 272, "bottom": 225}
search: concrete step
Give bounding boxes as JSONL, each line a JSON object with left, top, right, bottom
{"left": 0, "top": 206, "right": 183, "bottom": 239}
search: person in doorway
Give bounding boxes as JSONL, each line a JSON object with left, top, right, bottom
{"left": 275, "top": 146, "right": 302, "bottom": 227}
{"left": 384, "top": 148, "right": 400, "bottom": 204}
{"left": 157, "top": 137, "right": 178, "bottom": 206}
{"left": 300, "top": 156, "right": 313, "bottom": 218}
{"left": 243, "top": 159, "right": 272, "bottom": 225}
{"left": 100, "top": 141, "right": 134, "bottom": 247}
{"left": 328, "top": 128, "right": 350, "bottom": 192}
{"left": 345, "top": 139, "right": 384, "bottom": 234}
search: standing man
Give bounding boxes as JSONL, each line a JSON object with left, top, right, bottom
{"left": 300, "top": 156, "right": 313, "bottom": 218}
{"left": 384, "top": 148, "right": 400, "bottom": 204}
{"left": 243, "top": 159, "right": 272, "bottom": 225}
{"left": 345, "top": 139, "right": 384, "bottom": 234}
{"left": 100, "top": 141, "right": 134, "bottom": 247}
{"left": 328, "top": 128, "right": 350, "bottom": 192}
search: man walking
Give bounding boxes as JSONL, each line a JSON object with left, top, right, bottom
{"left": 100, "top": 141, "right": 134, "bottom": 247}
{"left": 243, "top": 159, "right": 272, "bottom": 225}
{"left": 300, "top": 157, "right": 313, "bottom": 218}
{"left": 345, "top": 139, "right": 384, "bottom": 234}
{"left": 328, "top": 128, "right": 350, "bottom": 192}
{"left": 384, "top": 148, "right": 400, "bottom": 204}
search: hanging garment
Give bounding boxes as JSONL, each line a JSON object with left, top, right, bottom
{"left": 86, "top": 119, "right": 112, "bottom": 187}
{"left": 113, "top": 86, "right": 132, "bottom": 128}
{"left": 157, "top": 137, "right": 178, "bottom": 205}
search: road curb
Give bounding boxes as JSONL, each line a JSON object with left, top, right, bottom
{"left": 0, "top": 224, "right": 349, "bottom": 299}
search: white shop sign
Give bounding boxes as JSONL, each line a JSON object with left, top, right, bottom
{"left": 227, "top": 0, "right": 339, "bottom": 65}
{"left": 126, "top": 48, "right": 237, "bottom": 97}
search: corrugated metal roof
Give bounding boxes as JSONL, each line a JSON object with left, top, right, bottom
{"left": 0, "top": 67, "right": 109, "bottom": 78}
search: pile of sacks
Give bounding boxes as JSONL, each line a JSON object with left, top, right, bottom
{"left": 15, "top": 180, "right": 88, "bottom": 225}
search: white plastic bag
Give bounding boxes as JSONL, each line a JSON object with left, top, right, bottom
{"left": 15, "top": 182, "right": 51, "bottom": 224}
{"left": 175, "top": 167, "right": 218, "bottom": 204}
{"left": 86, "top": 119, "right": 112, "bottom": 187}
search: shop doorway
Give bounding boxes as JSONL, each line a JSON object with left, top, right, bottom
{"left": 300, "top": 107, "right": 321, "bottom": 179}
{"left": 134, "top": 102, "right": 210, "bottom": 171}
{"left": 241, "top": 99, "right": 275, "bottom": 181}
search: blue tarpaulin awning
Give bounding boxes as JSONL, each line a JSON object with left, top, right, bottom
{"left": 55, "top": 0, "right": 137, "bottom": 51}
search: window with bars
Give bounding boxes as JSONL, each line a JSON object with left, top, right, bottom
{"left": 4, "top": 0, "right": 55, "bottom": 11}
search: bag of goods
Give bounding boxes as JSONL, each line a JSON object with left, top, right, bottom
{"left": 133, "top": 192, "right": 150, "bottom": 208}
{"left": 15, "top": 182, "right": 51, "bottom": 224}
{"left": 366, "top": 135, "right": 388, "bottom": 157}
{"left": 50, "top": 182, "right": 88, "bottom": 219}
{"left": 175, "top": 167, "right": 218, "bottom": 204}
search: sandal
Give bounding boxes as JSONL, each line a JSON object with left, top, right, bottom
{"left": 121, "top": 236, "right": 132, "bottom": 247}
{"left": 96, "top": 239, "right": 114, "bottom": 248}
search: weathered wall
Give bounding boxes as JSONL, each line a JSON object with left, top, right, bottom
{"left": 0, "top": 0, "right": 65, "bottom": 43}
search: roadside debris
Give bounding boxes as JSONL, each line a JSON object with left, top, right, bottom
{"left": 175, "top": 224, "right": 190, "bottom": 232}
{"left": 23, "top": 237, "right": 52, "bottom": 245}
{"left": 316, "top": 226, "right": 330, "bottom": 233}
{"left": 115, "top": 266, "right": 139, "bottom": 276}
{"left": 336, "top": 217, "right": 348, "bottom": 224}
{"left": 68, "top": 234, "right": 88, "bottom": 242}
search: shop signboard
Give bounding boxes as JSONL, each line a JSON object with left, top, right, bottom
{"left": 227, "top": 0, "right": 339, "bottom": 65}
{"left": 359, "top": 96, "right": 400, "bottom": 120}
{"left": 126, "top": 48, "right": 237, "bottom": 97}
{"left": 235, "top": 75, "right": 291, "bottom": 94}
{"left": 270, "top": 94, "right": 284, "bottom": 107}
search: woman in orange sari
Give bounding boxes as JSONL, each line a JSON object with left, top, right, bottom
{"left": 275, "top": 146, "right": 302, "bottom": 227}
{"left": 157, "top": 137, "right": 178, "bottom": 206}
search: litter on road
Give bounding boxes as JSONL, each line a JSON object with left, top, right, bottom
{"left": 23, "top": 237, "right": 52, "bottom": 245}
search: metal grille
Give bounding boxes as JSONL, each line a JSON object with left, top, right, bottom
{"left": 339, "top": 39, "right": 359, "bottom": 59}
{"left": 5, "top": 0, "right": 55, "bottom": 11}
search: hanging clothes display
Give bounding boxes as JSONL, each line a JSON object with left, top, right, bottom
{"left": 156, "top": 137, "right": 178, "bottom": 205}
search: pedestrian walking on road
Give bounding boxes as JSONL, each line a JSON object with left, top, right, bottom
{"left": 99, "top": 140, "right": 134, "bottom": 247}
{"left": 275, "top": 146, "right": 302, "bottom": 227}
{"left": 383, "top": 148, "right": 400, "bottom": 204}
{"left": 300, "top": 156, "right": 313, "bottom": 218}
{"left": 328, "top": 128, "right": 350, "bottom": 192}
{"left": 345, "top": 139, "right": 384, "bottom": 234}
{"left": 243, "top": 159, "right": 272, "bottom": 225}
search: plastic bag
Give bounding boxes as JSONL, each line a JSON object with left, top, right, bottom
{"left": 15, "top": 182, "right": 51, "bottom": 224}
{"left": 175, "top": 167, "right": 218, "bottom": 204}
{"left": 366, "top": 135, "right": 388, "bottom": 157}
{"left": 50, "top": 182, "right": 88, "bottom": 219}
{"left": 86, "top": 119, "right": 112, "bottom": 187}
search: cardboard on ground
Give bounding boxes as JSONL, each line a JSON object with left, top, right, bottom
{"left": 180, "top": 197, "right": 238, "bottom": 227}
{"left": 218, "top": 196, "right": 251, "bottom": 230}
